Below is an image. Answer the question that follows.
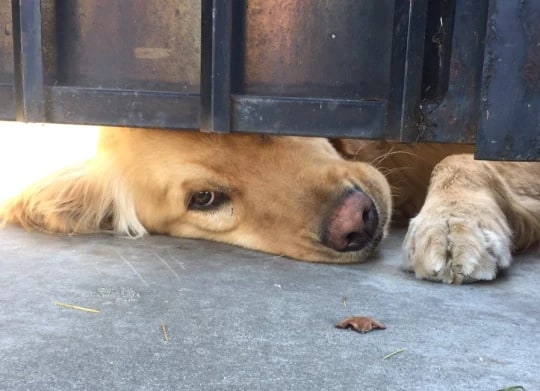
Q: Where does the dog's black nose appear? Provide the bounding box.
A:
[322,189,379,252]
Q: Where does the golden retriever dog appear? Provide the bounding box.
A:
[1,127,539,284]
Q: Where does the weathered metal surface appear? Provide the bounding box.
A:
[422,0,455,102]
[1,0,538,160]
[0,84,15,120]
[230,0,426,139]
[476,0,540,161]
[47,87,199,129]
[420,0,490,143]
[0,0,13,83]
[234,0,395,100]
[50,0,200,93]
[0,0,15,120]
[19,0,202,128]
[390,0,428,141]
[200,0,232,133]
[11,0,46,122]
[232,96,386,138]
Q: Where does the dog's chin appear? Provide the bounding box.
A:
[325,250,373,264]
[303,231,384,264]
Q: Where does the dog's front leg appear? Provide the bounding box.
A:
[401,155,540,284]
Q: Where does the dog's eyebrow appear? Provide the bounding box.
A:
[205,180,236,193]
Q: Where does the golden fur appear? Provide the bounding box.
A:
[2,127,539,283]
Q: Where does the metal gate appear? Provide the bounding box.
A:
[0,0,538,160]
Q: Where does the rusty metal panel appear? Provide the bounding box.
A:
[39,0,201,128]
[476,0,540,160]
[419,0,489,143]
[0,0,15,120]
[12,0,47,122]
[4,0,535,161]
[50,0,200,93]
[227,0,427,138]
[234,0,394,100]
[0,1,13,83]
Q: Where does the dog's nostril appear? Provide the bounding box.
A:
[345,231,368,251]
[364,207,379,236]
[362,209,371,225]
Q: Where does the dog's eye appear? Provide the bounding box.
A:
[188,191,228,210]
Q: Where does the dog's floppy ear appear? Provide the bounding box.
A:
[0,158,146,237]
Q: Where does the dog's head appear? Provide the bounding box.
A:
[3,127,392,263]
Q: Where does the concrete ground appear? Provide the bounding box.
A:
[0,225,538,391]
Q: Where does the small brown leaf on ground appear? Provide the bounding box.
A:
[335,316,386,333]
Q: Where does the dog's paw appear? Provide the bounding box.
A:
[402,200,513,284]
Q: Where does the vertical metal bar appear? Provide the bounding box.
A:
[11,0,46,122]
[200,0,232,133]
[475,0,540,161]
[399,0,428,141]
[385,0,411,140]
[421,0,489,144]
